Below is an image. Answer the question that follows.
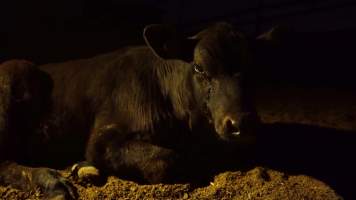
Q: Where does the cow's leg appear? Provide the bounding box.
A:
[77,125,180,184]
[0,161,77,200]
[103,140,179,183]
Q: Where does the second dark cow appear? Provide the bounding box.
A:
[0,22,261,199]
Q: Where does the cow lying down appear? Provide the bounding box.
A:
[0,23,270,199]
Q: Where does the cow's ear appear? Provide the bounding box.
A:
[143,24,180,59]
[256,25,292,46]
[143,24,196,61]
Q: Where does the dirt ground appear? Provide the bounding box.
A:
[0,167,342,200]
[1,86,353,200]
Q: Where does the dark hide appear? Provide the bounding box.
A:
[0,60,52,161]
[0,23,265,199]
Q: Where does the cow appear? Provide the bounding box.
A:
[0,22,268,199]
[0,60,52,158]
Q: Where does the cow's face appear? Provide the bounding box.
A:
[190,24,260,141]
[144,23,260,142]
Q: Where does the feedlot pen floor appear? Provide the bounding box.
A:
[1,86,354,200]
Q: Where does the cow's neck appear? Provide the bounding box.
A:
[155,59,196,124]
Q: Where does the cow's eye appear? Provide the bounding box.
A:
[193,63,204,74]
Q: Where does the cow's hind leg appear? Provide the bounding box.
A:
[0,161,77,200]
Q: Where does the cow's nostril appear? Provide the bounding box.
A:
[225,119,240,136]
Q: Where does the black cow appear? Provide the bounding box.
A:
[0,23,267,199]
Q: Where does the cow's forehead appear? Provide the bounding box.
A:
[193,30,248,74]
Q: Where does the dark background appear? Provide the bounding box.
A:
[1,1,356,199]
[1,0,356,87]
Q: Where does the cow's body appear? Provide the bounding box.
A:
[33,46,198,167]
[0,23,264,199]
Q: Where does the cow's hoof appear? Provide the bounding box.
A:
[71,162,101,185]
[32,168,77,200]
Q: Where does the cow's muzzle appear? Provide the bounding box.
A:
[220,112,260,141]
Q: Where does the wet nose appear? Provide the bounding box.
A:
[223,113,260,137]
[223,117,241,136]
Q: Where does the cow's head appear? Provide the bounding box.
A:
[1,60,53,121]
[143,23,261,142]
